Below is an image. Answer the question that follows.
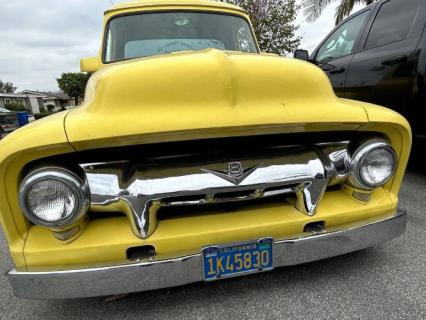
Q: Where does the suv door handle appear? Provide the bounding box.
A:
[320,63,345,74]
[320,63,335,72]
[381,55,408,66]
[329,67,346,74]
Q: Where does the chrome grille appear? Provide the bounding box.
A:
[81,142,350,239]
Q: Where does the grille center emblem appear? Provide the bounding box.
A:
[227,162,244,177]
[202,162,262,185]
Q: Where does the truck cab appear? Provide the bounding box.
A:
[80,0,259,72]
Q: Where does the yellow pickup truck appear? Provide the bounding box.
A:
[0,0,411,299]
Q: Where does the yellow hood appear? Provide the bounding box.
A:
[65,49,368,150]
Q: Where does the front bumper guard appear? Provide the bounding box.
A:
[7,211,406,299]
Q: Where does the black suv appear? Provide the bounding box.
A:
[295,0,426,137]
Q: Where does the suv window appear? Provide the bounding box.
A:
[365,0,419,49]
[316,11,369,62]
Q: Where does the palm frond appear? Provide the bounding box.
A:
[335,0,359,24]
[335,0,378,24]
[304,0,377,24]
[302,0,336,23]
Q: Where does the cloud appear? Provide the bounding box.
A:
[0,0,110,91]
[0,0,365,92]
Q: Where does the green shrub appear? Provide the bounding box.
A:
[34,113,50,120]
[46,104,55,112]
[39,106,47,113]
[5,102,26,112]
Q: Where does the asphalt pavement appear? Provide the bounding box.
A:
[0,150,425,320]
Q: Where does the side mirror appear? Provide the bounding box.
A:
[80,57,100,73]
[293,49,309,61]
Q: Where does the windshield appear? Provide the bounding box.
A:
[104,12,258,63]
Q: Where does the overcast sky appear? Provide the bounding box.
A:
[0,0,363,92]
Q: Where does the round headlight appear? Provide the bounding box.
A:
[19,167,90,227]
[349,140,397,189]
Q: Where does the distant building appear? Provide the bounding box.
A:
[0,91,81,115]
[0,93,43,114]
[19,90,78,111]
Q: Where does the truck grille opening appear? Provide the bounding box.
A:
[157,194,292,220]
[303,221,326,233]
[23,131,384,239]
[127,245,156,261]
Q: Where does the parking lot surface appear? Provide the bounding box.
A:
[0,155,425,320]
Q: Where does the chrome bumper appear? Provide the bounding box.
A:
[7,211,406,299]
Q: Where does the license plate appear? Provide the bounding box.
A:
[202,238,273,281]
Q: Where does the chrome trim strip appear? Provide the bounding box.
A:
[7,211,406,299]
[82,145,349,239]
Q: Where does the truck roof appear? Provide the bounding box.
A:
[105,0,245,14]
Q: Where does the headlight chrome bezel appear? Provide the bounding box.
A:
[349,139,397,190]
[18,167,90,228]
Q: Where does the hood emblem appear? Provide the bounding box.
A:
[202,162,261,185]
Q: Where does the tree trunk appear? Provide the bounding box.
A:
[74,96,79,106]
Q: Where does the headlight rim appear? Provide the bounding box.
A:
[18,167,90,228]
[349,139,397,190]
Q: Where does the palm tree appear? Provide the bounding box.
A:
[302,0,376,25]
